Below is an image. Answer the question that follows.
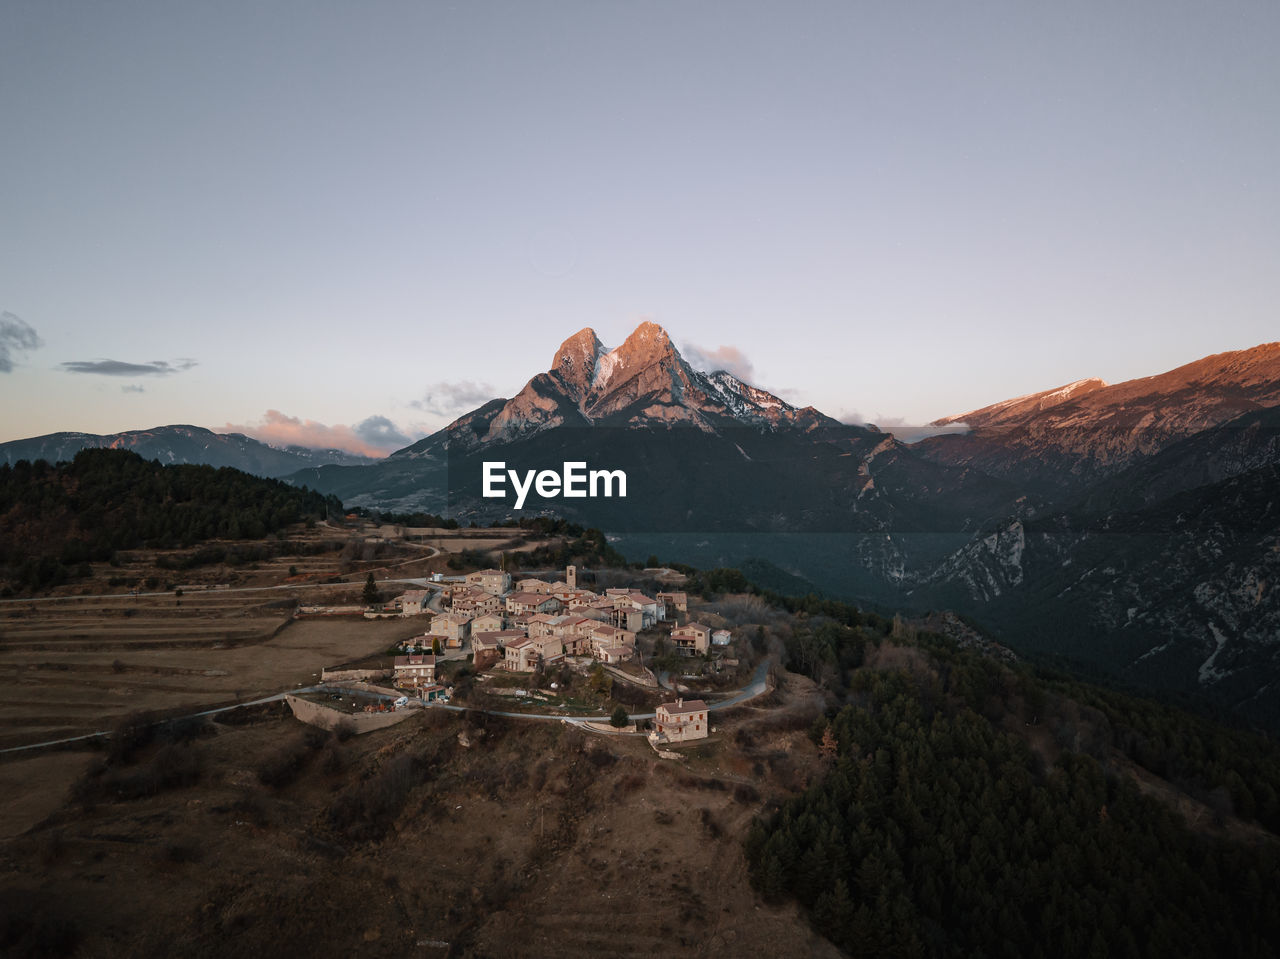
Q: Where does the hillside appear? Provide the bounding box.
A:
[0,449,339,593]
[3,583,1278,958]
[918,342,1280,497]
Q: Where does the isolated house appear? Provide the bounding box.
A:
[670,622,711,656]
[652,698,709,743]
[466,568,512,596]
[393,653,437,687]
[712,629,732,646]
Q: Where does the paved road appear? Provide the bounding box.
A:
[428,660,772,725]
[0,661,772,755]
[0,687,324,756]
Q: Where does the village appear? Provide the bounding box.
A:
[293,564,745,750]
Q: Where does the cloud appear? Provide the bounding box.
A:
[225,409,421,458]
[121,385,145,394]
[353,415,411,449]
[682,341,757,383]
[0,311,44,372]
[61,358,197,376]
[410,380,496,417]
[773,387,807,405]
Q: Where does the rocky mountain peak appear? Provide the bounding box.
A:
[551,327,605,396]
[618,320,675,358]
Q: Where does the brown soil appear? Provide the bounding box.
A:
[0,673,840,959]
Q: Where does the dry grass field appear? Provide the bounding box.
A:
[0,672,836,959]
[0,522,541,751]
[0,611,420,750]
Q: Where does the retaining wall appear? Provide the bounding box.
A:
[284,694,418,734]
[320,667,392,683]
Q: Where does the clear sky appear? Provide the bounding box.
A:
[2,1,1277,454]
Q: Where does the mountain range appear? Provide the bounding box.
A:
[0,425,375,477]
[4,323,1277,727]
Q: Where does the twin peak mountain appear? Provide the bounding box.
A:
[396,321,845,457]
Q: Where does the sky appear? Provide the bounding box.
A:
[2,1,1277,455]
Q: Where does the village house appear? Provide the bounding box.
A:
[516,578,555,594]
[441,582,472,601]
[471,630,524,670]
[452,589,502,617]
[503,637,540,672]
[598,645,634,665]
[652,698,710,743]
[612,605,645,633]
[670,622,712,656]
[393,653,437,687]
[569,596,612,620]
[530,633,566,665]
[398,590,431,617]
[466,568,512,596]
[657,591,688,618]
[506,591,563,617]
[561,632,591,656]
[550,584,585,603]
[524,613,562,639]
[470,611,505,633]
[615,592,662,627]
[557,615,595,638]
[428,612,473,647]
[589,623,636,657]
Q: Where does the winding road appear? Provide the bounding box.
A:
[0,662,773,754]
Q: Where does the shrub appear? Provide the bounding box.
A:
[256,734,315,788]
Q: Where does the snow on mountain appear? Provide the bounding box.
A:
[396,321,845,456]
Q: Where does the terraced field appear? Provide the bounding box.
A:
[0,592,423,750]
